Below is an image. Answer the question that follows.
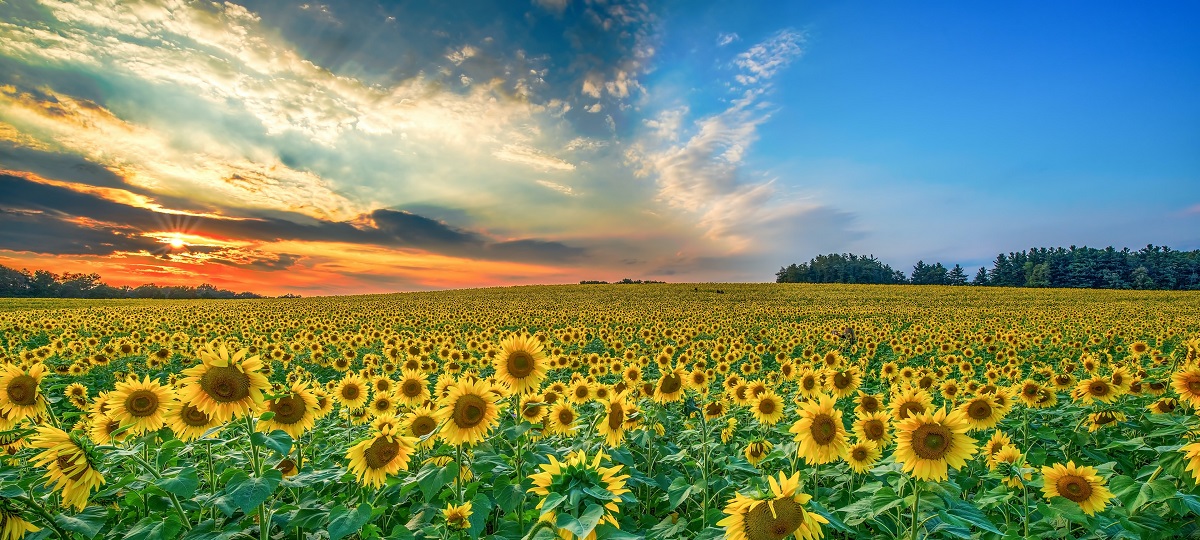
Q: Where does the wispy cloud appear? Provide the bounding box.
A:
[492,145,577,171]
[536,180,579,196]
[717,32,740,46]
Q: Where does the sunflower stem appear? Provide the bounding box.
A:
[242,413,269,540]
[125,450,193,531]
[908,481,921,540]
[16,494,72,540]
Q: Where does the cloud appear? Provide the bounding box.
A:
[536,180,578,196]
[532,0,570,14]
[717,32,740,46]
[492,144,577,171]
[733,29,804,86]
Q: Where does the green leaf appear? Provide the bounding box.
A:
[557,504,605,540]
[156,466,200,498]
[227,468,283,514]
[0,485,25,498]
[416,460,458,502]
[666,476,693,510]
[328,503,373,540]
[468,492,492,537]
[540,492,567,517]
[183,519,242,540]
[261,430,294,456]
[123,515,182,540]
[54,506,107,539]
[1131,478,1175,511]
[941,497,1003,535]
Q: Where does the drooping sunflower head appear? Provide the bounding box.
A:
[29,426,106,511]
[1040,461,1114,516]
[744,440,774,466]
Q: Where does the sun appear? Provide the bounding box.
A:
[169,237,186,249]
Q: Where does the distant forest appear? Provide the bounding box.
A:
[0,264,264,299]
[776,245,1200,290]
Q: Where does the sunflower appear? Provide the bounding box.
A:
[598,393,632,448]
[165,399,219,442]
[958,395,1004,432]
[1086,410,1126,432]
[718,471,827,540]
[545,402,578,436]
[739,439,771,466]
[29,426,105,511]
[87,413,128,446]
[0,363,47,422]
[0,504,39,540]
[825,366,860,399]
[493,334,548,394]
[519,394,548,424]
[1148,397,1178,414]
[796,369,822,399]
[845,440,881,473]
[1172,367,1200,408]
[259,382,319,439]
[528,450,630,540]
[335,374,371,410]
[854,392,884,415]
[655,368,686,403]
[889,386,933,421]
[393,369,430,407]
[368,391,399,418]
[1040,461,1114,516]
[402,405,440,449]
[982,431,1013,467]
[1074,376,1119,405]
[1182,441,1200,484]
[567,380,594,405]
[345,425,418,487]
[991,445,1032,489]
[751,390,785,426]
[789,395,849,465]
[178,344,270,422]
[106,376,173,436]
[894,408,977,482]
[443,501,472,530]
[852,411,893,447]
[435,379,500,446]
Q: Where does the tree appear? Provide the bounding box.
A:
[947,264,968,285]
[972,267,989,286]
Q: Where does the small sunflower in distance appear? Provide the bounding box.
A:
[259,382,319,439]
[894,408,977,482]
[0,362,47,422]
[790,394,849,465]
[493,334,548,394]
[345,424,418,487]
[1040,461,1114,516]
[107,376,173,436]
[30,426,105,511]
[718,471,828,540]
[435,379,500,446]
[958,394,1004,432]
[178,343,270,422]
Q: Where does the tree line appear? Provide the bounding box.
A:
[776,245,1200,290]
[0,264,264,299]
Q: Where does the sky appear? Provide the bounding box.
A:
[0,0,1197,295]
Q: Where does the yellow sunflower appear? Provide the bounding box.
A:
[744,440,773,467]
[852,411,893,447]
[1182,441,1200,485]
[845,440,881,473]
[718,471,827,540]
[395,369,430,407]
[528,450,630,540]
[655,368,686,403]
[402,405,440,449]
[0,363,47,422]
[894,408,977,482]
[597,392,633,448]
[107,376,173,436]
[335,373,371,410]
[992,445,1032,489]
[1172,367,1200,408]
[87,413,129,446]
[751,390,785,426]
[789,394,849,465]
[1040,461,1114,516]
[519,394,548,424]
[0,505,39,540]
[493,334,548,394]
[30,426,105,510]
[345,425,418,487]
[259,382,319,439]
[957,394,1004,432]
[889,386,933,421]
[178,343,270,422]
[545,402,578,436]
[1073,376,1119,405]
[434,379,500,446]
[443,501,472,530]
[165,399,219,442]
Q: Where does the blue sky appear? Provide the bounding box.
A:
[0,0,1196,293]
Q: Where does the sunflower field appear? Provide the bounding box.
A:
[2,283,1200,540]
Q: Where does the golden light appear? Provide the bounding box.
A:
[169,237,186,249]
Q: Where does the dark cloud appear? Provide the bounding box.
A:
[0,173,585,264]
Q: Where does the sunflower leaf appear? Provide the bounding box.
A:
[227,468,282,514]
[53,506,108,540]
[157,466,200,498]
[540,492,567,517]
[327,503,373,540]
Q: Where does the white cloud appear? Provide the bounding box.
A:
[586,103,603,113]
[446,45,478,65]
[717,32,740,46]
[532,0,570,13]
[492,144,577,171]
[733,29,804,86]
[536,180,578,196]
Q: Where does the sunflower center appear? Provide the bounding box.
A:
[1188,377,1200,395]
[860,396,879,412]
[863,419,885,440]
[810,414,837,445]
[181,404,211,427]
[833,373,851,389]
[758,399,777,416]
[852,447,868,461]
[802,377,816,391]
[364,437,401,469]
[911,423,952,460]
[374,397,392,412]
[899,401,926,419]
[660,373,683,394]
[452,394,487,429]
[574,386,590,399]
[200,366,251,403]
[967,400,993,420]
[522,403,543,419]
[607,403,625,430]
[557,407,575,425]
[271,395,306,425]
[1088,381,1109,396]
[1056,475,1094,503]
[275,459,296,475]
[507,351,536,379]
[744,498,805,540]
[401,379,424,398]
[6,375,37,406]
[411,415,437,437]
[341,384,361,400]
[126,389,159,417]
